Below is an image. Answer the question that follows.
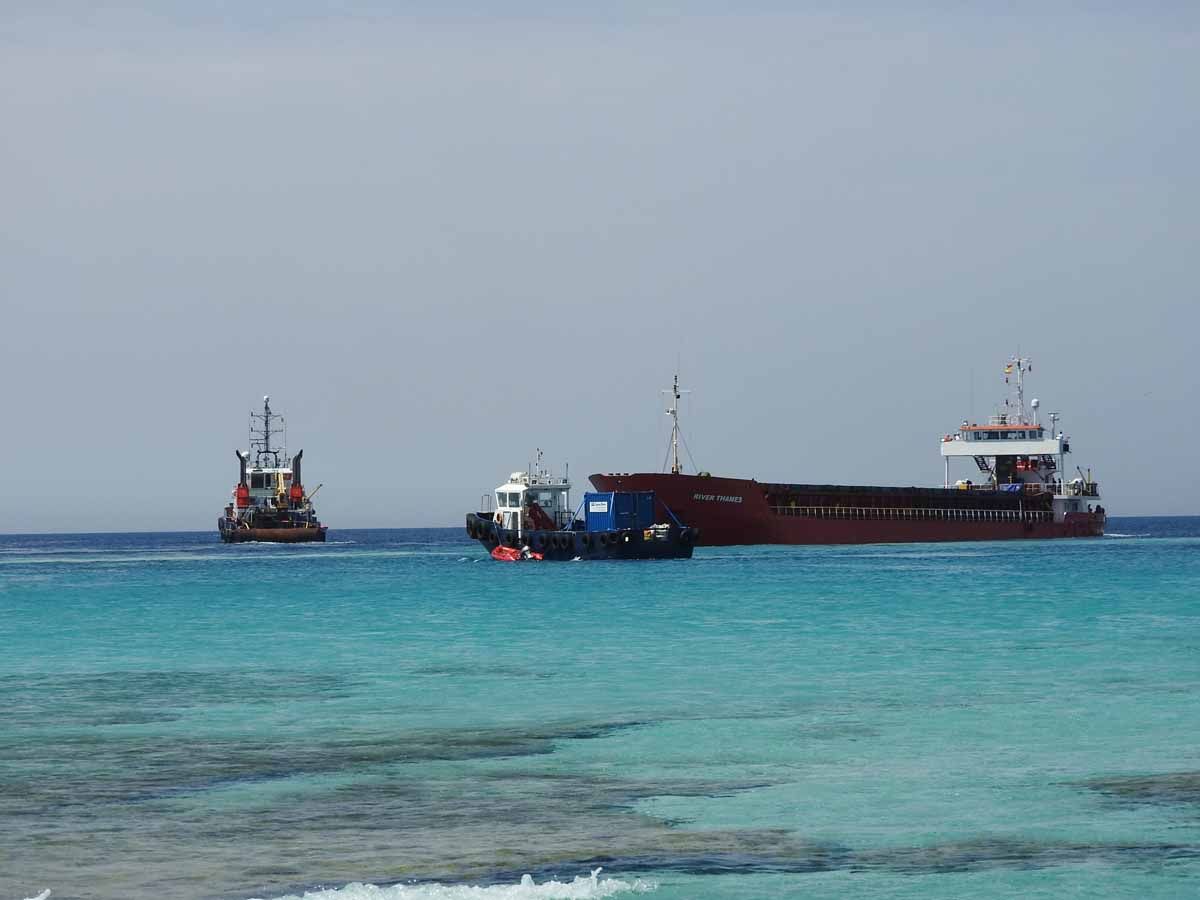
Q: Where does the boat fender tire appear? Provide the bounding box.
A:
[532,534,546,551]
[680,528,693,545]
[581,534,592,550]
[466,521,476,539]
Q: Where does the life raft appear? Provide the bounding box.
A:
[491,545,543,562]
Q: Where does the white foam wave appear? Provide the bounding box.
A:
[23,890,51,900]
[254,869,654,900]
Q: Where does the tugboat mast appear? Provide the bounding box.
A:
[663,373,690,475]
[249,394,286,468]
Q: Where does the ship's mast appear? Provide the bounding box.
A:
[1004,355,1033,424]
[249,394,286,468]
[662,373,690,475]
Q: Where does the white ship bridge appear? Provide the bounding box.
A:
[940,356,1101,523]
[487,450,575,539]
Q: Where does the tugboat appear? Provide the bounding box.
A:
[465,451,697,561]
[218,396,327,543]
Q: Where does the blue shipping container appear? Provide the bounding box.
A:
[584,491,656,532]
[584,492,615,531]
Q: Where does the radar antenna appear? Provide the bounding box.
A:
[249,394,286,468]
[662,373,691,475]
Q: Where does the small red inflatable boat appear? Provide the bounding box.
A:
[490,545,544,562]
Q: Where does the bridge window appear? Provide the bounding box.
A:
[250,473,265,489]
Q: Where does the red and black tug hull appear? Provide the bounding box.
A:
[218,520,327,543]
[588,473,1104,547]
[465,513,695,560]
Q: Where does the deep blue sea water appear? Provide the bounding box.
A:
[2,517,1199,900]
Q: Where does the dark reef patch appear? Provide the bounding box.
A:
[0,716,657,811]
[1079,772,1200,807]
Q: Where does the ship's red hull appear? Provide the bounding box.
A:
[588,473,1104,546]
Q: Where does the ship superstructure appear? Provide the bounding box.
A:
[488,450,577,537]
[218,396,326,543]
[939,355,1100,525]
[590,358,1105,545]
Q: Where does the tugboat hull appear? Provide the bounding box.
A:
[218,520,327,543]
[465,513,694,560]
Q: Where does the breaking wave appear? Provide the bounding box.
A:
[255,870,654,900]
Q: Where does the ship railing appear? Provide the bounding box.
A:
[954,481,1099,498]
[954,482,1052,494]
[768,505,1053,524]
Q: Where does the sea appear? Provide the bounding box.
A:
[2,517,1199,900]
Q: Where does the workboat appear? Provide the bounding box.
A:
[590,358,1105,546]
[218,396,327,543]
[466,452,697,560]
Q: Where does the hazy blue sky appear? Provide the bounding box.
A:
[2,3,1197,531]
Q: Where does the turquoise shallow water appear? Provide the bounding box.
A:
[2,519,1199,900]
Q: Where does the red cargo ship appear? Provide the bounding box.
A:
[590,359,1105,546]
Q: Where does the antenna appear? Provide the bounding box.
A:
[661,372,691,475]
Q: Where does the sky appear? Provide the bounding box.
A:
[2,3,1198,531]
